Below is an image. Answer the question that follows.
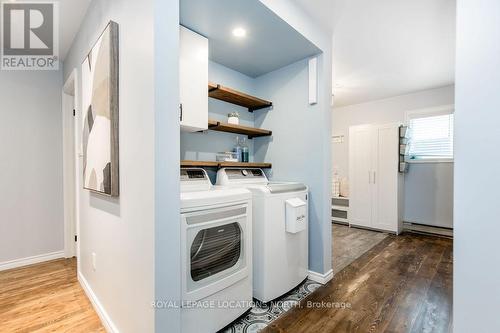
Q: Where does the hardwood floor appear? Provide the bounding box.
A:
[0,234,452,333]
[332,224,388,275]
[0,258,104,333]
[263,233,453,333]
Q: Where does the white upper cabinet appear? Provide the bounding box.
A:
[179,26,208,132]
[349,123,403,234]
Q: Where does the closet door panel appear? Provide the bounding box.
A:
[348,125,373,228]
[372,124,399,232]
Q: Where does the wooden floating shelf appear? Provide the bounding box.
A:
[208,119,272,139]
[208,83,272,112]
[181,160,272,169]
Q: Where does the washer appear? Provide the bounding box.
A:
[216,168,309,303]
[180,168,252,333]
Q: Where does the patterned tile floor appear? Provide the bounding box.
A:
[219,279,322,333]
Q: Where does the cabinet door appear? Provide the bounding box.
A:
[179,26,208,132]
[371,124,399,232]
[348,125,373,228]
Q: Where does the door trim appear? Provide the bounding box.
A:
[62,69,80,262]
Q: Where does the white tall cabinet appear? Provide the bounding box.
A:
[348,123,403,234]
[179,26,208,132]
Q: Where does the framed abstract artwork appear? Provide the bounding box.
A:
[82,21,119,196]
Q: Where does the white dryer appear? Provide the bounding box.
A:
[180,168,252,333]
[216,168,309,303]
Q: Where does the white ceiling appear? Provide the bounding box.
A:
[59,0,91,60]
[181,0,321,77]
[293,0,456,107]
[292,0,337,32]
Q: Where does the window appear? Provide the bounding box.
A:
[408,113,454,161]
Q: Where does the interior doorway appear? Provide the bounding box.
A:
[62,69,80,262]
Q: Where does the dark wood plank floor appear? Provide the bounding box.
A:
[263,233,452,333]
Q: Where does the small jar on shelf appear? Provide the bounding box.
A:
[228,112,240,125]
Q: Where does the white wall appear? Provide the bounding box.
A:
[0,70,64,265]
[454,1,500,331]
[62,0,162,331]
[333,85,454,228]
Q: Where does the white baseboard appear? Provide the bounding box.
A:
[0,250,64,271]
[78,272,119,333]
[308,269,334,285]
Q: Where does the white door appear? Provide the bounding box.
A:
[371,124,399,232]
[62,70,79,259]
[179,26,208,132]
[349,125,373,228]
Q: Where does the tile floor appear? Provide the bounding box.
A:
[332,223,388,274]
[220,279,322,333]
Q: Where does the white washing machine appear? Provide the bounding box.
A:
[180,168,252,333]
[216,168,309,303]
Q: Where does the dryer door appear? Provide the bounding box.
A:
[181,203,250,302]
[190,222,241,281]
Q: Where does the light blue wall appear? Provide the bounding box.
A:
[182,55,333,276]
[180,0,332,278]
[62,0,181,331]
[0,70,64,263]
[59,0,161,333]
[258,0,333,276]
[455,0,500,331]
[181,61,260,182]
[254,55,332,274]
[155,0,182,331]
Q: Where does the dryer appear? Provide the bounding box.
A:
[216,168,309,303]
[180,168,252,333]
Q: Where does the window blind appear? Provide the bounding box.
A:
[409,113,454,159]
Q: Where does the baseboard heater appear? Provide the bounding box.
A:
[403,222,453,238]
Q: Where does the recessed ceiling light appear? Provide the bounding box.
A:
[232,27,247,38]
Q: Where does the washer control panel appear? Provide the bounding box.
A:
[226,168,265,180]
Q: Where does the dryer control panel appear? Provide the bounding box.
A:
[180,168,212,192]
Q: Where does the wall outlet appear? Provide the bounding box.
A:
[91,252,97,271]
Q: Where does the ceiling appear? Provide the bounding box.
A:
[181,0,321,78]
[293,0,456,107]
[292,0,337,33]
[59,0,91,60]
